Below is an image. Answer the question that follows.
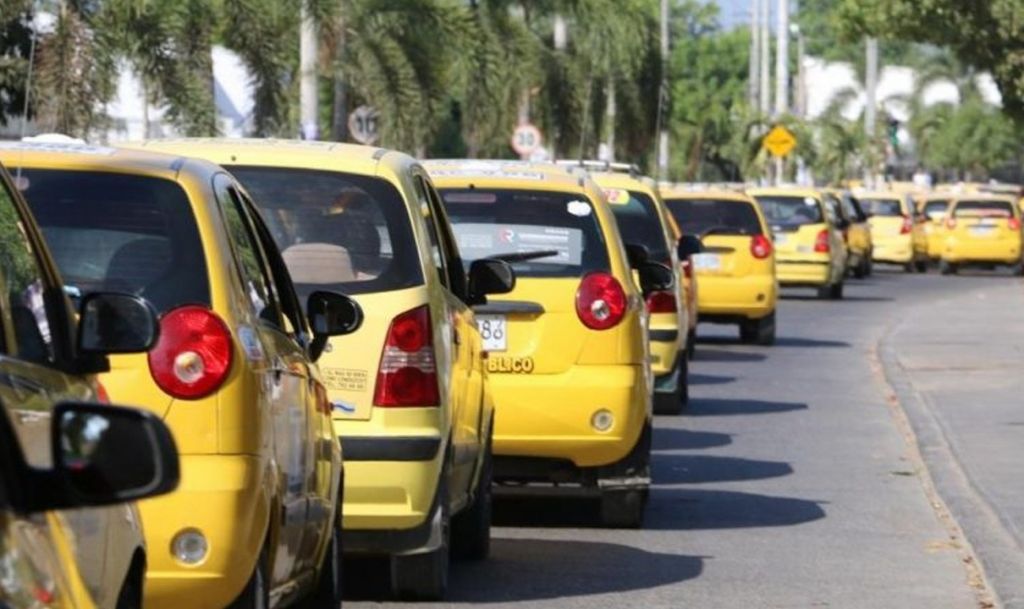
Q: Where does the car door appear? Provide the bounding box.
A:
[213,176,311,586]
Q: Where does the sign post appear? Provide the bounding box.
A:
[762,125,797,185]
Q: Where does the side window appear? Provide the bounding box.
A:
[414,175,450,289]
[215,177,282,327]
[0,179,56,363]
[424,181,468,299]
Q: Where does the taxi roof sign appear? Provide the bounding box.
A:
[762,125,797,158]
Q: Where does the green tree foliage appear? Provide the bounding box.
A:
[0,0,33,126]
[918,99,1020,179]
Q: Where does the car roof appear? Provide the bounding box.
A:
[588,171,659,196]
[747,187,822,200]
[423,159,588,193]
[854,190,908,201]
[121,137,412,177]
[950,193,1018,204]
[0,140,217,180]
[659,185,753,203]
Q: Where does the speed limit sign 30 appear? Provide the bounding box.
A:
[511,123,543,158]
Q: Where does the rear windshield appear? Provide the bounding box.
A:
[953,200,1015,218]
[227,167,423,296]
[860,198,905,217]
[664,198,763,236]
[752,195,824,228]
[438,188,611,278]
[17,169,209,314]
[923,200,951,219]
[606,189,670,263]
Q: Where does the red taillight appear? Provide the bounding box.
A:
[148,306,233,400]
[946,217,957,230]
[645,290,677,314]
[750,234,773,259]
[576,272,627,330]
[900,217,913,234]
[95,381,110,404]
[373,305,439,407]
[1009,218,1021,230]
[814,230,830,253]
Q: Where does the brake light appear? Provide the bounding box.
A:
[645,290,676,314]
[95,381,110,404]
[576,272,627,330]
[1009,218,1021,230]
[750,234,773,259]
[373,305,439,407]
[148,306,233,400]
[946,217,957,230]
[900,217,913,234]
[814,230,830,253]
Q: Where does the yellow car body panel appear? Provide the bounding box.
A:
[426,161,652,476]
[748,188,846,288]
[941,196,1023,265]
[130,140,493,558]
[858,191,928,266]
[4,143,343,609]
[823,189,873,273]
[918,196,954,260]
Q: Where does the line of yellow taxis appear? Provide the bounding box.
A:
[6,133,1015,609]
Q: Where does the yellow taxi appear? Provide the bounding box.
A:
[748,187,847,299]
[3,142,359,609]
[580,165,690,415]
[823,189,874,278]
[426,159,670,529]
[938,195,1023,275]
[661,186,778,343]
[0,158,179,609]
[917,194,954,261]
[857,191,929,272]
[132,139,512,600]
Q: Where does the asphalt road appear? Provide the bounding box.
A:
[346,268,1022,609]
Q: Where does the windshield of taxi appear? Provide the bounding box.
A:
[664,198,764,237]
[227,166,423,297]
[952,200,1016,218]
[437,189,611,278]
[923,199,952,220]
[753,195,824,227]
[16,169,210,315]
[605,189,671,264]
[860,198,905,217]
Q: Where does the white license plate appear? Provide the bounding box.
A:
[476,315,507,352]
[692,253,721,271]
[773,233,787,244]
[969,226,995,236]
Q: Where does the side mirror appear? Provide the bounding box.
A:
[677,235,703,260]
[467,258,516,306]
[835,218,851,230]
[78,293,159,354]
[638,262,674,295]
[48,402,179,509]
[624,243,650,269]
[307,291,363,361]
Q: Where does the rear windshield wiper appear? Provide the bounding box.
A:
[488,250,560,263]
[701,226,744,238]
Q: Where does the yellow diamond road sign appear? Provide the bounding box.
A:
[763,125,797,158]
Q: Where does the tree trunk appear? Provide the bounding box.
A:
[299,2,318,139]
[330,10,348,141]
[604,79,616,161]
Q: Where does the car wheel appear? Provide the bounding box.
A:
[915,259,928,273]
[391,481,450,601]
[452,429,492,562]
[939,260,958,275]
[1013,262,1024,276]
[816,284,834,300]
[865,256,874,277]
[852,262,867,279]
[903,262,914,273]
[114,564,143,609]
[653,354,687,415]
[829,282,844,300]
[756,312,776,346]
[302,515,343,609]
[229,547,269,609]
[686,329,697,360]
[600,488,648,529]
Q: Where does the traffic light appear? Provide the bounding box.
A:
[887,118,899,150]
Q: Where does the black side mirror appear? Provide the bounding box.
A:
[78,293,159,354]
[467,258,516,306]
[677,235,703,260]
[835,218,851,230]
[624,243,650,269]
[44,402,179,509]
[307,291,363,361]
[638,262,674,295]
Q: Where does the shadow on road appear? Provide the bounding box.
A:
[652,454,793,485]
[773,336,851,348]
[688,372,737,385]
[692,348,766,363]
[687,397,808,417]
[652,427,732,451]
[645,488,826,530]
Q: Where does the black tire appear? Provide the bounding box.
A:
[852,260,867,279]
[114,563,143,609]
[302,517,343,609]
[903,262,914,273]
[452,430,492,562]
[915,259,928,273]
[686,329,696,360]
[600,488,648,529]
[939,260,958,275]
[829,281,844,300]
[740,311,776,346]
[1013,262,1024,276]
[229,547,269,609]
[653,354,687,416]
[391,480,450,601]
[865,256,874,277]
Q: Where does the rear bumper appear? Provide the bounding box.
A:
[776,260,831,286]
[873,237,913,263]
[696,274,777,319]
[489,364,650,469]
[943,238,1021,264]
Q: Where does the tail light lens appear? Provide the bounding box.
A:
[576,272,627,330]
[645,290,676,314]
[900,217,913,234]
[1009,218,1021,230]
[373,305,439,407]
[148,306,233,400]
[750,234,773,259]
[946,217,957,230]
[814,230,830,253]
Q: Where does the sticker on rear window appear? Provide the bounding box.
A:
[804,197,817,207]
[567,200,592,217]
[602,188,630,205]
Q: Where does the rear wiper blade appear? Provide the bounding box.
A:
[488,249,560,263]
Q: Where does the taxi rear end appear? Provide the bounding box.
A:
[749,188,847,300]
[939,196,1023,275]
[589,171,689,415]
[860,192,928,272]
[919,195,953,261]
[662,188,778,344]
[426,161,653,528]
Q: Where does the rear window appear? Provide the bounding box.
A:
[860,198,905,217]
[227,167,423,296]
[953,200,1015,218]
[17,169,210,314]
[752,195,824,228]
[664,198,763,236]
[438,189,611,278]
[605,189,670,263]
[923,199,951,219]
